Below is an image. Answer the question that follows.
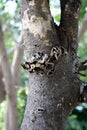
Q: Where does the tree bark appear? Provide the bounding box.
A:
[20,0,82,130]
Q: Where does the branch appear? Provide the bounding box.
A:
[11,32,24,86]
[78,12,87,41]
[60,0,81,30]
[73,59,87,76]
[58,0,81,60]
[81,59,87,65]
[79,65,87,71]
[78,59,87,71]
[0,22,13,96]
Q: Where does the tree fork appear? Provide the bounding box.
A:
[21,0,82,130]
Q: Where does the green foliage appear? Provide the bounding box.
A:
[17,86,28,127]
[0,0,21,52]
[0,101,6,130]
[78,32,87,59]
[54,14,60,23]
[79,0,87,22]
[78,29,87,81]
[67,104,87,130]
[20,69,29,87]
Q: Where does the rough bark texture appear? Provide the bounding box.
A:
[21,0,82,130]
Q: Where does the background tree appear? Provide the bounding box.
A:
[0,1,24,130]
[0,22,24,130]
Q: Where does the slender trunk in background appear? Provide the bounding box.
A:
[0,64,5,103]
[0,22,23,130]
[78,12,87,41]
[12,33,24,86]
[0,22,18,130]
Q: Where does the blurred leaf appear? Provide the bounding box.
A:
[54,14,60,22]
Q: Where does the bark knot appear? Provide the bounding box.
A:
[21,46,67,76]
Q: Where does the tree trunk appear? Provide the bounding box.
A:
[0,22,23,130]
[20,0,82,130]
[0,64,5,103]
[0,22,18,130]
